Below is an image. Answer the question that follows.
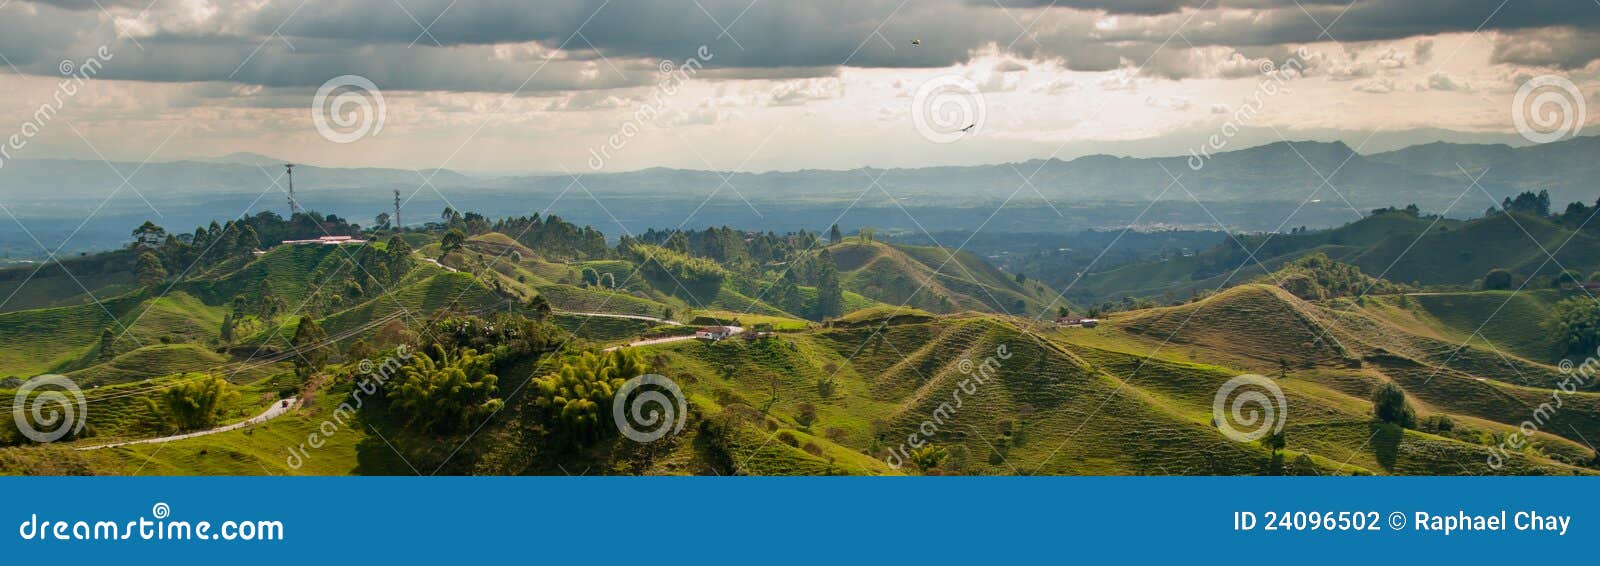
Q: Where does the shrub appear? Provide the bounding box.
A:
[1548,297,1600,357]
[794,402,817,427]
[1371,382,1415,428]
[776,430,799,447]
[1482,268,1514,290]
[910,445,949,473]
[146,374,238,433]
[390,345,503,434]
[529,349,647,444]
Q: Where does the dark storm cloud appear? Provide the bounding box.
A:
[3,0,1599,92]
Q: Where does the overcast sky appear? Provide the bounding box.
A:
[0,0,1596,173]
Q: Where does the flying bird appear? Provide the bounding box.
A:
[960,124,976,132]
[911,39,921,46]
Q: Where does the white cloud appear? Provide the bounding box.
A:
[766,78,845,106]
[1353,76,1396,93]
[1033,77,1077,95]
[1424,71,1470,92]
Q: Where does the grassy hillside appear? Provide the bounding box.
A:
[1076,210,1599,303]
[830,241,1057,316]
[2,214,1593,477]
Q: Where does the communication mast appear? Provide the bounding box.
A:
[285,163,301,216]
[393,189,403,231]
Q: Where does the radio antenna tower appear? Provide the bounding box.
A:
[285,163,301,216]
[393,189,403,231]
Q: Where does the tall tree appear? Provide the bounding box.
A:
[99,328,117,360]
[1371,382,1415,428]
[290,316,329,380]
[135,251,167,287]
[829,223,842,244]
[527,294,553,321]
[238,225,261,255]
[814,249,844,319]
[385,235,415,275]
[440,228,466,254]
[130,221,167,250]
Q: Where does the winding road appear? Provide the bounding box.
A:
[76,398,301,451]
[605,326,742,352]
[555,311,681,325]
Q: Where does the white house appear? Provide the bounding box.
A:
[695,326,736,341]
[281,235,370,246]
[1054,316,1099,328]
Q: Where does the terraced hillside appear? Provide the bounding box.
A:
[829,240,1059,316]
[1075,209,1600,304]
[1,211,1593,478]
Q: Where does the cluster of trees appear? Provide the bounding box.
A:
[579,267,617,289]
[632,226,821,276]
[1549,297,1600,358]
[1480,267,1597,291]
[1488,190,1600,229]
[492,213,608,261]
[529,349,649,446]
[125,211,362,289]
[145,374,238,433]
[389,344,503,434]
[1272,253,1405,300]
[1496,190,1553,217]
[438,207,493,235]
[425,313,565,372]
[1369,204,1426,218]
[618,242,727,301]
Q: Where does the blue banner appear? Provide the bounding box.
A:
[0,477,1590,563]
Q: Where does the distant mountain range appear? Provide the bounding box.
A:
[7,136,1593,214]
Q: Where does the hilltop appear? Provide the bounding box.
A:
[0,206,1594,478]
[1074,206,1600,305]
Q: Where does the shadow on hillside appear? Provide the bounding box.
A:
[1371,422,1404,471]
